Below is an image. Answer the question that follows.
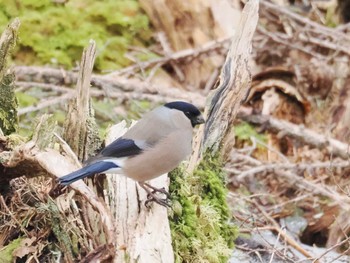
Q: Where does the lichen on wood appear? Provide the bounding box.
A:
[0,19,20,135]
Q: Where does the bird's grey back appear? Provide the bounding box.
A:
[123,106,192,148]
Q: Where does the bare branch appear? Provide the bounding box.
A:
[239,113,350,159]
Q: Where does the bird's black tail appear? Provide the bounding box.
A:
[58,161,118,185]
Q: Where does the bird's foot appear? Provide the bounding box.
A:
[139,182,171,208]
[143,183,171,198]
[145,193,171,208]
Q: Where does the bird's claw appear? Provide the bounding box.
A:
[139,182,171,208]
[147,187,171,199]
[145,195,171,208]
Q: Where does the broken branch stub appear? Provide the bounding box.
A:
[189,0,259,170]
[204,0,259,152]
[63,40,101,162]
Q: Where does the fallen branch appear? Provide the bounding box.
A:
[230,161,350,181]
[228,152,350,210]
[257,26,325,60]
[260,0,350,43]
[108,36,230,76]
[252,199,317,261]
[15,80,206,116]
[14,66,206,108]
[18,92,74,115]
[239,113,350,159]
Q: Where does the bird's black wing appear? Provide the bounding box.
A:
[99,138,143,158]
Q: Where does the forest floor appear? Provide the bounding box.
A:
[2,0,350,262]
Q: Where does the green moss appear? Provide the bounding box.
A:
[0,20,19,136]
[169,152,237,263]
[0,73,18,135]
[16,92,39,108]
[234,121,266,143]
[44,199,77,258]
[0,237,24,263]
[0,0,152,71]
[325,5,338,28]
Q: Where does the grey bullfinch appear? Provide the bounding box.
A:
[58,101,205,206]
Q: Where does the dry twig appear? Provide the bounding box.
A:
[107,36,230,77]
[239,113,350,159]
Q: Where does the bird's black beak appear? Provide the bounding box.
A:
[192,115,205,127]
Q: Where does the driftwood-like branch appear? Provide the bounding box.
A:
[188,0,259,171]
[229,158,350,210]
[232,161,350,182]
[203,0,259,151]
[260,0,350,43]
[239,113,350,159]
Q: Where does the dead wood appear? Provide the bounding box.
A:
[14,66,206,110]
[0,42,116,260]
[57,41,115,255]
[251,199,316,260]
[239,113,350,160]
[187,0,259,172]
[63,40,101,162]
[108,36,231,77]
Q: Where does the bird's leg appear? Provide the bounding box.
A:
[143,182,171,198]
[138,182,171,208]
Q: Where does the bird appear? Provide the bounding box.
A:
[58,101,205,207]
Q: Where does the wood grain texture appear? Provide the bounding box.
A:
[188,0,259,172]
[63,40,101,162]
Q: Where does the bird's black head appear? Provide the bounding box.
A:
[164,101,205,127]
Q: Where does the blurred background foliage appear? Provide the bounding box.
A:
[0,0,156,137]
[0,0,153,71]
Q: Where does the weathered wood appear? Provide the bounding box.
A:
[188,0,259,171]
[59,41,115,259]
[63,40,101,162]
